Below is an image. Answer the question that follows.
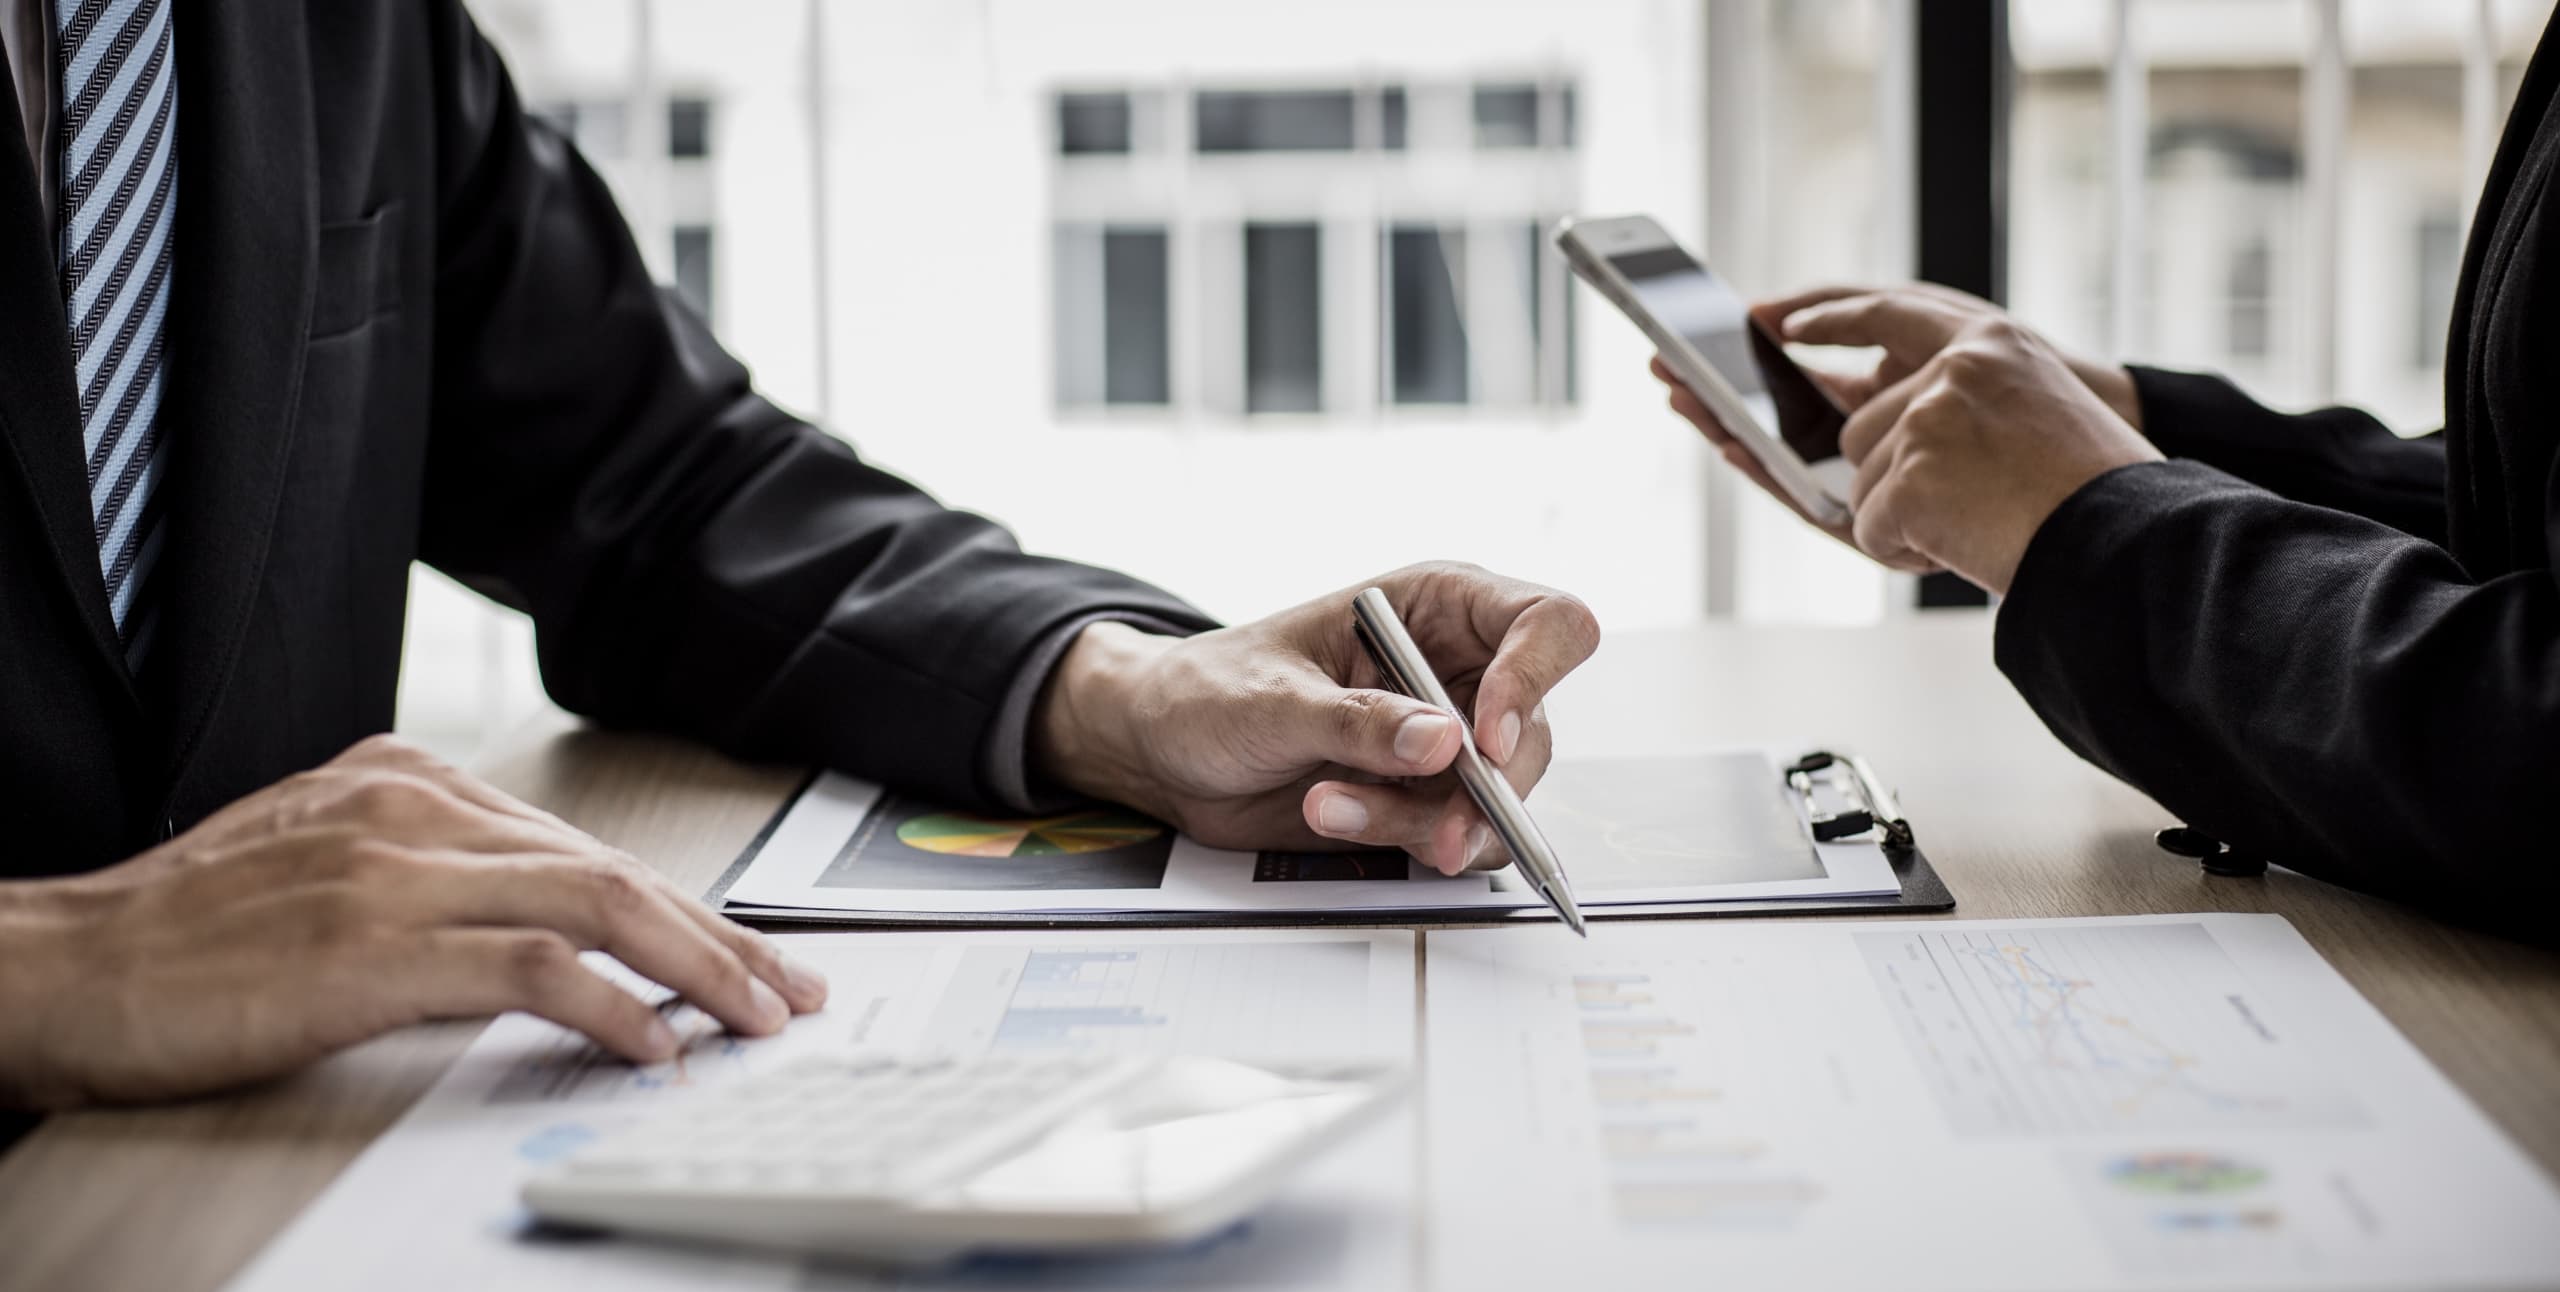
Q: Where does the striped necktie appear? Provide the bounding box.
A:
[56,0,176,669]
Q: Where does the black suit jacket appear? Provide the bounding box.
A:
[1994,16,2560,936]
[0,1,1208,878]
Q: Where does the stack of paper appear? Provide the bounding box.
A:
[718,752,1904,924]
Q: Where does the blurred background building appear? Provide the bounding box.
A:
[401,0,2555,759]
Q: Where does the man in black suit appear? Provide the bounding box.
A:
[0,2,1599,1108]
[1660,14,2560,939]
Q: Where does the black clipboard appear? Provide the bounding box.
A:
[704,752,1955,929]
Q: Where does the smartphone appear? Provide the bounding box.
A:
[1554,215,1855,526]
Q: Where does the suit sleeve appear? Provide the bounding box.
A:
[414,7,1213,809]
[2129,366,2450,544]
[1993,459,2560,936]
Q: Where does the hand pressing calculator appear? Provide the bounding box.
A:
[522,1053,1406,1265]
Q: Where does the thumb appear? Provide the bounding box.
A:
[1275,680,1464,780]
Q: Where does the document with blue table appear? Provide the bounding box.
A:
[225,929,1419,1291]
[223,914,2560,1291]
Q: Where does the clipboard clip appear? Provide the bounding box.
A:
[1784,751,1916,857]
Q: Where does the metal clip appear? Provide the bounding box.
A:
[1785,751,1917,856]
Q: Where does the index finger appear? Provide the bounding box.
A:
[1780,292,1966,369]
[1470,594,1600,765]
[1756,283,1886,326]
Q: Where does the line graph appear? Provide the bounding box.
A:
[1858,922,2364,1138]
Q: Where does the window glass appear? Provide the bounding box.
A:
[672,224,713,318]
[1059,92,1132,155]
[1387,226,1468,404]
[2413,209,2461,370]
[2226,233,2272,360]
[1102,228,1171,404]
[1472,83,1539,148]
[668,97,711,159]
[1195,90,1356,152]
[1380,86,1408,151]
[1245,224,1322,413]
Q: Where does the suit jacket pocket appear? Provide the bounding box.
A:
[311,202,404,340]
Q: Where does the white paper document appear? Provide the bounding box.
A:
[1422,914,2560,1291]
[225,929,1418,1292]
[721,753,1899,918]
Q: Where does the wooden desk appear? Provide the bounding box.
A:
[4,618,2556,1292]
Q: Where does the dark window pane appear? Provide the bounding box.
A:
[1059,92,1132,155]
[1381,86,1407,150]
[1564,256,1578,403]
[533,102,579,138]
[1103,228,1170,404]
[1246,224,1322,413]
[668,97,711,159]
[2227,235,2270,360]
[1388,226,1468,404]
[1559,84,1578,149]
[2414,211,2460,369]
[1196,90,1355,152]
[672,225,714,317]
[1473,83,1538,148]
[570,101,626,158]
[1522,222,1542,396]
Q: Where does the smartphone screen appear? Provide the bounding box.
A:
[1605,246,1846,464]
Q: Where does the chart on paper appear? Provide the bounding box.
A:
[1425,916,2560,1291]
[1569,967,1829,1232]
[920,940,1380,1060]
[1857,921,2364,1138]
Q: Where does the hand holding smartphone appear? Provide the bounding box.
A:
[1554,215,1857,526]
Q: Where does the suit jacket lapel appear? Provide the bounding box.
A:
[157,0,315,784]
[0,36,135,702]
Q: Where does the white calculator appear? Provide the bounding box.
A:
[521,1052,1406,1265]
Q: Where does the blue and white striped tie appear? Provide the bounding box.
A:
[56,0,176,668]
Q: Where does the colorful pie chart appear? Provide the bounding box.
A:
[895,809,1166,858]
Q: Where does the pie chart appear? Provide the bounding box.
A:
[896,809,1166,859]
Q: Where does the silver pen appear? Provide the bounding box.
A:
[1350,587,1587,936]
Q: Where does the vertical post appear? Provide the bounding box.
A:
[1875,0,1921,617]
[2463,0,2500,206]
[2302,0,2345,404]
[1911,0,2008,608]
[624,0,670,276]
[1873,0,1918,284]
[1701,0,1769,620]
[805,0,836,424]
[2106,0,2148,358]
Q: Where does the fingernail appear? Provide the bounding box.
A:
[780,954,828,1006]
[749,977,789,1030]
[1316,792,1369,837]
[1466,825,1493,870]
[1497,712,1523,762]
[644,1017,680,1058]
[1395,712,1454,763]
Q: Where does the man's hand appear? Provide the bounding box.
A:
[1650,283,2157,594]
[1831,304,2160,592]
[1031,563,1601,875]
[0,735,828,1109]
[1650,283,2146,560]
